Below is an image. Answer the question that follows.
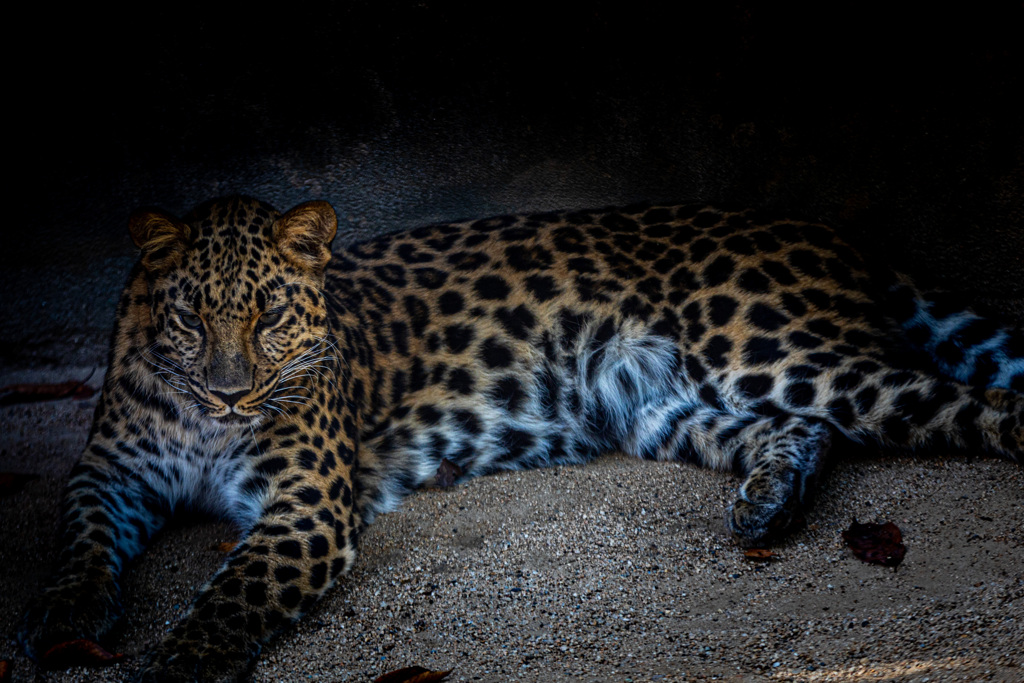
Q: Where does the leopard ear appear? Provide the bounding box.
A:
[273,201,338,272]
[128,209,192,273]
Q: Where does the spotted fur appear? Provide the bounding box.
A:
[19,197,1023,681]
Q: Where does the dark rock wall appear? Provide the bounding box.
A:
[4,4,1022,367]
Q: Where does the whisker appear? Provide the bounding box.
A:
[249,422,263,456]
[273,384,312,394]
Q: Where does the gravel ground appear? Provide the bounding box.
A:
[2,367,1023,683]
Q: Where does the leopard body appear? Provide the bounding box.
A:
[19,197,1024,681]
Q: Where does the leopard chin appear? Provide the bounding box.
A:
[212,411,261,425]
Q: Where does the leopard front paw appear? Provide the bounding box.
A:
[18,574,123,660]
[135,629,260,683]
[727,498,800,546]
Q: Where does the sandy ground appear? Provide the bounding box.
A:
[1,364,1022,683]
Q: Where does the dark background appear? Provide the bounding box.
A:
[4,3,1023,369]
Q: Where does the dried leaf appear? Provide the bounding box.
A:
[433,458,463,488]
[0,379,95,406]
[373,666,452,683]
[0,472,39,495]
[0,659,10,683]
[842,520,906,568]
[41,639,124,669]
[742,548,777,561]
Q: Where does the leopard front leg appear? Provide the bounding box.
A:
[135,471,361,683]
[19,452,166,658]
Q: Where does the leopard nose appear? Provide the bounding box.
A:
[210,388,248,407]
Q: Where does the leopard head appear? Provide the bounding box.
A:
[129,197,338,424]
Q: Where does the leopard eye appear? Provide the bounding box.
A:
[179,312,202,329]
[260,310,284,327]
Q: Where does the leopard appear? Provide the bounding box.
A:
[17,196,1024,682]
